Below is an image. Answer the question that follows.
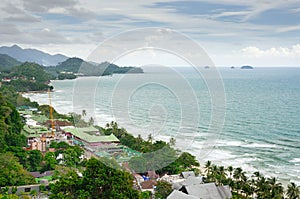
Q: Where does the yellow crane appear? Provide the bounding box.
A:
[48,88,55,138]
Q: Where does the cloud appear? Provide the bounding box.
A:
[0,24,70,44]
[1,0,300,66]
[241,45,300,58]
[23,0,77,12]
[0,2,40,23]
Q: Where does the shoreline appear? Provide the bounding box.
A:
[21,78,300,186]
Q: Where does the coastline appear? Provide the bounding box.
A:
[21,72,300,186]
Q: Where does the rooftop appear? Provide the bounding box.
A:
[63,127,119,143]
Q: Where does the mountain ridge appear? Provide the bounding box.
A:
[0,45,68,66]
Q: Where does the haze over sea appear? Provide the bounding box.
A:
[24,67,300,184]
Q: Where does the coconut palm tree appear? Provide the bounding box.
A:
[267,177,284,198]
[88,117,94,126]
[82,109,87,117]
[169,137,176,146]
[204,160,212,175]
[227,165,234,179]
[287,182,300,199]
[147,134,153,143]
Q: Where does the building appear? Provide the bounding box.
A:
[63,127,120,147]
[179,182,232,199]
[167,190,197,199]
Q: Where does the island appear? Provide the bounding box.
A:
[241,65,254,69]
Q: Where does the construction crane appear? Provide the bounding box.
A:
[48,88,55,138]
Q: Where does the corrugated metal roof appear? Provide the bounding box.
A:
[64,127,119,143]
[167,190,197,199]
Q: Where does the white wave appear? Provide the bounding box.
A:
[290,158,300,163]
[216,140,244,147]
[244,143,278,148]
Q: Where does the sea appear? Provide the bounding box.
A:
[23,66,300,185]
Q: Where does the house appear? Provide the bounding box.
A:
[141,180,157,193]
[29,171,53,179]
[182,176,204,186]
[44,119,73,130]
[179,182,232,199]
[217,185,232,199]
[167,190,197,199]
[181,171,196,179]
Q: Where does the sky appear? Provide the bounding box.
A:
[1,0,300,66]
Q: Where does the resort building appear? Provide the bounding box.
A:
[62,127,120,147]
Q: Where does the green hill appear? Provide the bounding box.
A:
[0,54,21,72]
[1,62,53,92]
[54,57,143,77]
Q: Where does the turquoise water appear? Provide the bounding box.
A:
[24,67,300,184]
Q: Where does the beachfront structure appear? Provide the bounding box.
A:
[178,182,232,199]
[167,190,197,199]
[63,127,120,147]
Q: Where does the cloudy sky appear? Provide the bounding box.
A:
[1,0,300,66]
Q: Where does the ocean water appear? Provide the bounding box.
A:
[24,67,300,184]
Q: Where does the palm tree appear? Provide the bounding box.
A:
[82,109,87,117]
[147,134,153,143]
[287,182,300,199]
[267,177,284,198]
[227,165,234,179]
[204,160,212,175]
[88,117,94,126]
[169,137,176,146]
[233,167,244,181]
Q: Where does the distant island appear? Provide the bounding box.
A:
[49,57,143,79]
[241,65,254,69]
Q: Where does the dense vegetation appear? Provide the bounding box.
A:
[0,54,21,72]
[0,93,26,151]
[102,121,200,175]
[0,62,53,92]
[203,160,300,199]
[0,153,36,187]
[57,73,77,80]
[49,157,139,199]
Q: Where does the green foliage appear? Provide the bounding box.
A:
[57,73,77,80]
[27,150,43,172]
[1,62,53,92]
[8,79,50,92]
[50,158,140,199]
[287,182,300,199]
[0,153,36,186]
[0,54,21,72]
[0,193,19,199]
[49,141,70,149]
[38,104,70,120]
[203,162,293,199]
[104,122,200,175]
[140,191,152,199]
[5,146,29,169]
[11,62,51,83]
[0,85,38,107]
[50,142,84,167]
[154,181,172,199]
[0,93,26,151]
[49,169,82,199]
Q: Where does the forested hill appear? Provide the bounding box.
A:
[0,54,21,72]
[0,62,53,92]
[53,57,143,77]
